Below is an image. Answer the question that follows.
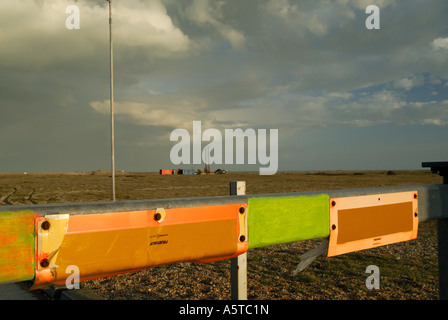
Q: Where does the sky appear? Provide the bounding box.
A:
[0,0,447,173]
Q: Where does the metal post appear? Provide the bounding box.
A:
[230,181,247,300]
[439,217,448,300]
[107,0,116,201]
[423,162,448,300]
[438,170,448,300]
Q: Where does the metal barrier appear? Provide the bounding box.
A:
[0,162,447,299]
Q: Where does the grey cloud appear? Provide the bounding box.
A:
[1,0,447,173]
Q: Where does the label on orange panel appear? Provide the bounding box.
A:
[327,192,418,257]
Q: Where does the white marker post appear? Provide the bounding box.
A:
[230,181,248,300]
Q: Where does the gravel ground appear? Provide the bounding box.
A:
[0,170,442,300]
[83,220,439,300]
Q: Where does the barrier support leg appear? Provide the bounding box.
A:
[438,218,448,300]
[423,162,448,300]
[439,172,448,300]
[230,181,248,300]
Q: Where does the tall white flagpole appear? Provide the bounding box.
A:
[107,0,116,201]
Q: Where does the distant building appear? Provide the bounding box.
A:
[160,169,196,175]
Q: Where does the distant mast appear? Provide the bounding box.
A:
[106,0,115,201]
[204,146,211,174]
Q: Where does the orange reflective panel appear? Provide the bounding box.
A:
[32,203,247,287]
[327,192,418,257]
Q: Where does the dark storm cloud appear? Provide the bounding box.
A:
[0,0,447,172]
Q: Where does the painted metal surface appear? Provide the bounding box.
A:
[327,191,418,257]
[31,214,70,290]
[31,203,247,289]
[0,210,35,283]
[4,184,447,221]
[247,194,330,249]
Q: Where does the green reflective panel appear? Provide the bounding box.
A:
[248,194,330,249]
[0,211,35,283]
